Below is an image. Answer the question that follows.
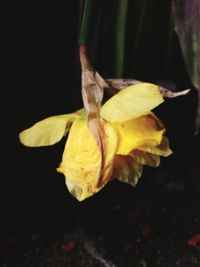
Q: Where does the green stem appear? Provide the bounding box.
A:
[79,0,97,44]
[132,0,147,66]
[115,0,129,78]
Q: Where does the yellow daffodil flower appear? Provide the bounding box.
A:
[19,83,172,201]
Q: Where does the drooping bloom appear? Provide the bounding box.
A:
[19,83,172,201]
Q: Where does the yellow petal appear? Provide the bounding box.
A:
[138,136,173,157]
[101,83,164,122]
[57,117,117,201]
[113,155,143,187]
[113,113,164,155]
[19,113,79,147]
[75,108,84,115]
[130,150,160,167]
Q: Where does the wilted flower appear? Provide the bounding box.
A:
[19,83,172,201]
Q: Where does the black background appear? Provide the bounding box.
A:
[2,1,84,233]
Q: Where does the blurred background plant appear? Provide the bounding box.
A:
[78,0,199,158]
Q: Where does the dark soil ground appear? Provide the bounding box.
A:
[1,133,200,267]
